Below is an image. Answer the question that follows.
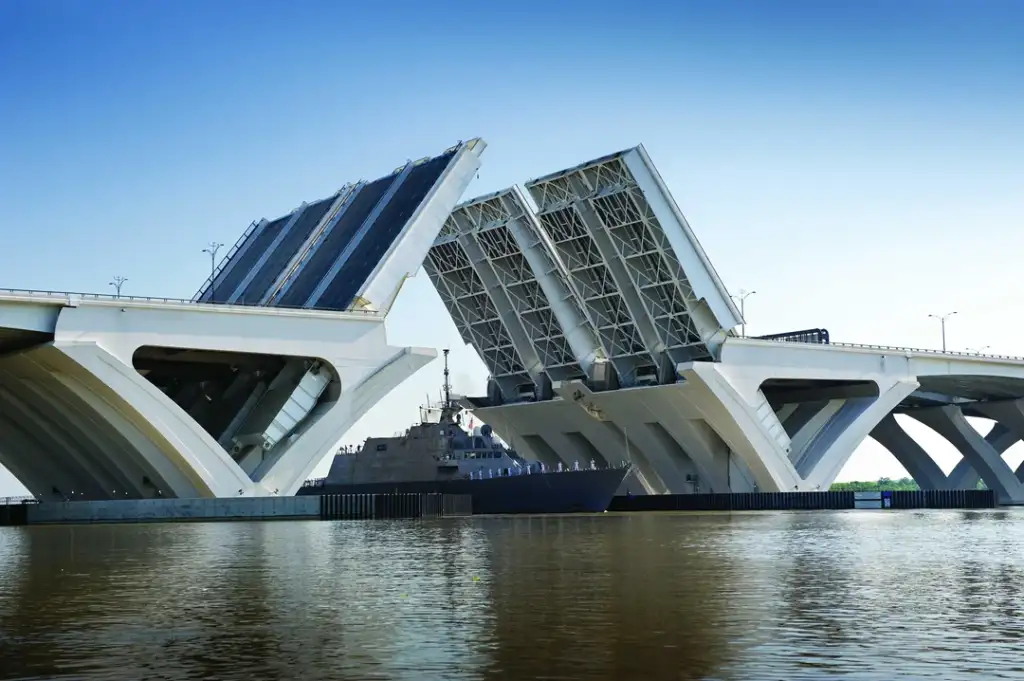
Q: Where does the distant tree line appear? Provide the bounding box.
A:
[831,477,988,491]
[830,477,920,492]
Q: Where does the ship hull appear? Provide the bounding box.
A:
[297,468,629,515]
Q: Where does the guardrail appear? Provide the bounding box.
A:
[191,219,262,302]
[0,287,196,305]
[830,341,1024,362]
[754,336,1024,363]
[0,288,380,316]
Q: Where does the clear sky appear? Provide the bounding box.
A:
[0,0,1022,495]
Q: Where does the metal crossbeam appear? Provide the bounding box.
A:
[527,150,715,371]
[452,192,590,382]
[525,194,656,386]
[424,238,531,392]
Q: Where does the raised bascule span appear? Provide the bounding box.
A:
[5,137,1024,504]
[425,145,1024,504]
[0,140,486,500]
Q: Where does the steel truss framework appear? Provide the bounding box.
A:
[526,150,715,378]
[426,187,605,397]
[525,195,652,384]
[467,196,583,381]
[425,233,530,390]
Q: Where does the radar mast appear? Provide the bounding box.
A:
[440,348,461,424]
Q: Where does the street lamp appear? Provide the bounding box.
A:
[109,276,127,298]
[732,289,756,338]
[928,311,957,352]
[967,345,991,355]
[202,242,224,301]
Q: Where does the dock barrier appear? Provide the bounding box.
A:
[608,489,997,512]
[0,497,34,526]
[609,491,854,512]
[887,489,995,509]
[318,493,473,520]
[0,493,473,526]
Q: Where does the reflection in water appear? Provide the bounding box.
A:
[479,514,736,680]
[2,511,1024,679]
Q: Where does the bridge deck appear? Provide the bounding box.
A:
[0,288,381,320]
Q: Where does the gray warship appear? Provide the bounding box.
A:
[298,350,631,514]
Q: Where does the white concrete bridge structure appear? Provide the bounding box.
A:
[0,139,486,501]
[425,145,1024,504]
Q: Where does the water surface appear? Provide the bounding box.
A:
[1,510,1023,680]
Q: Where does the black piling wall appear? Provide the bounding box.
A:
[887,489,995,509]
[319,493,473,520]
[0,501,30,526]
[609,491,854,512]
[608,489,997,512]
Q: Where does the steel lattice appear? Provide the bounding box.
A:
[424,238,527,380]
[427,190,592,385]
[528,153,712,366]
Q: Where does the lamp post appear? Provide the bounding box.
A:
[732,289,756,338]
[202,242,224,301]
[928,311,957,352]
[967,345,990,356]
[109,276,127,298]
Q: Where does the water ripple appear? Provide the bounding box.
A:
[1,510,1022,679]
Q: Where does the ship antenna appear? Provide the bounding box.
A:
[442,348,452,408]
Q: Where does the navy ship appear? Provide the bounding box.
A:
[298,350,631,514]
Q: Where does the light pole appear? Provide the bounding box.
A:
[109,276,127,298]
[967,345,991,355]
[928,311,957,352]
[202,242,224,301]
[732,289,756,338]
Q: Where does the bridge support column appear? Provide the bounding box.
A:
[685,362,918,492]
[252,347,435,496]
[685,362,802,491]
[0,385,114,499]
[800,382,920,490]
[789,400,845,468]
[909,406,1024,504]
[869,414,949,490]
[49,342,251,498]
[599,421,670,494]
[554,381,718,494]
[945,423,1018,489]
[782,401,830,441]
[602,422,688,492]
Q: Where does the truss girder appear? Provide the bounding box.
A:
[525,190,661,385]
[500,187,607,377]
[443,188,607,385]
[526,150,716,368]
[423,237,532,398]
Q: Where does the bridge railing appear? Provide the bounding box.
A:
[190,219,262,302]
[0,287,197,305]
[0,287,380,316]
[831,341,1024,362]
[755,336,1024,362]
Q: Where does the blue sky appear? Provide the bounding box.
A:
[0,0,1022,493]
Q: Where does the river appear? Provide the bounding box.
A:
[1,510,1022,680]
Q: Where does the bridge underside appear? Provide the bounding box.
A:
[465,347,1024,504]
[0,303,434,501]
